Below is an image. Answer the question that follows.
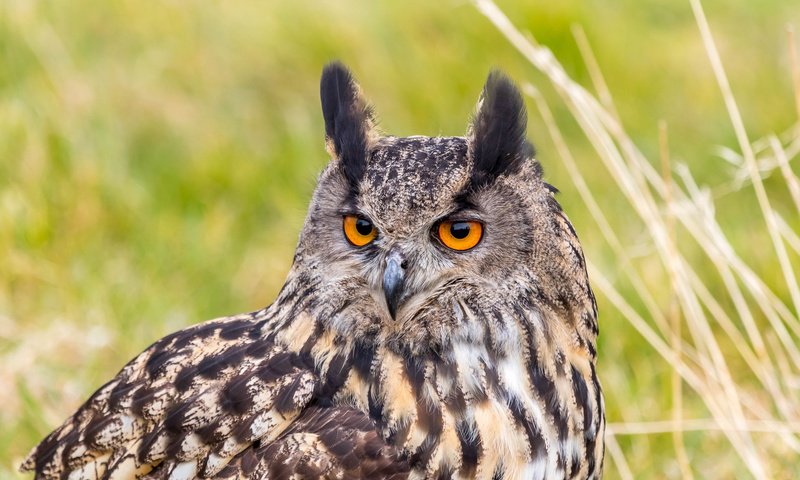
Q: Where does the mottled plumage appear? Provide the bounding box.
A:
[22,62,604,479]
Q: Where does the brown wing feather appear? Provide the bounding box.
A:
[215,406,409,480]
[21,311,320,479]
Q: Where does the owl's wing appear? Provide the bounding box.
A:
[213,406,408,480]
[20,312,327,479]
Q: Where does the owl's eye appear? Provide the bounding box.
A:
[437,220,483,251]
[343,215,377,247]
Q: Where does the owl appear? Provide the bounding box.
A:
[21,62,604,480]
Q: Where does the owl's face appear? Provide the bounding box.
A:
[292,63,574,351]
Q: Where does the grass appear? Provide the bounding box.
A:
[2,0,799,478]
[475,0,800,476]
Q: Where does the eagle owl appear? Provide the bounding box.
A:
[22,63,604,479]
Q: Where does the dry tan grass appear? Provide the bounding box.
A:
[475,0,800,477]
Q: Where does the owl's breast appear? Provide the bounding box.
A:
[328,340,604,480]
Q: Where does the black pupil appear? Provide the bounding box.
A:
[355,218,373,236]
[450,222,471,239]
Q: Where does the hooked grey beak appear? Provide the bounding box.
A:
[383,250,406,319]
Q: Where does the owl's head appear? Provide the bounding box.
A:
[290,62,593,353]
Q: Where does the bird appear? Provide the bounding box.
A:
[21,62,604,480]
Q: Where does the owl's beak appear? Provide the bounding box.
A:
[383,250,406,319]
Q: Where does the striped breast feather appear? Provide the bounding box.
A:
[20,311,322,479]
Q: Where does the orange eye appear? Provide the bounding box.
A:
[343,215,377,247]
[437,220,483,251]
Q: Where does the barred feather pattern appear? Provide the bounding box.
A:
[21,203,603,479]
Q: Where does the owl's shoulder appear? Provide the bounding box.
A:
[21,311,342,478]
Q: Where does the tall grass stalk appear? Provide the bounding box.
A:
[475,0,800,477]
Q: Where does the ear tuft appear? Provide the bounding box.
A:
[467,71,533,186]
[320,61,376,189]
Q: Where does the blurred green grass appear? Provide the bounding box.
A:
[2,0,799,478]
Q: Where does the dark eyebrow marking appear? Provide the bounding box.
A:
[451,190,480,212]
[336,209,362,218]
